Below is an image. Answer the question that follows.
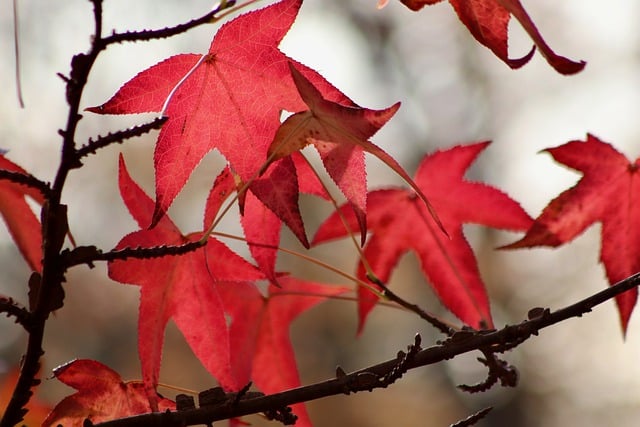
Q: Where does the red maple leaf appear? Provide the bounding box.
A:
[43,359,175,427]
[109,156,264,405]
[396,0,585,75]
[314,142,532,332]
[0,155,44,272]
[268,62,442,244]
[86,0,350,247]
[504,134,640,332]
[218,276,348,427]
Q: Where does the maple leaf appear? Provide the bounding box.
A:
[86,0,348,247]
[504,134,640,332]
[43,359,175,427]
[108,156,264,405]
[0,155,44,272]
[218,276,349,427]
[314,142,532,332]
[268,62,442,244]
[396,0,585,75]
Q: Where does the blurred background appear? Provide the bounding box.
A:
[1,0,640,425]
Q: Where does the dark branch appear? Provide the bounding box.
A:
[62,240,206,269]
[76,117,167,159]
[93,273,640,427]
[0,170,51,198]
[101,1,237,45]
[0,297,32,332]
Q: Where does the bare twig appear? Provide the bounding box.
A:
[76,117,167,159]
[0,297,31,332]
[0,170,51,198]
[100,0,241,46]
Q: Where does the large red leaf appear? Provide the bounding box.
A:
[109,156,264,406]
[43,359,175,427]
[87,0,348,247]
[218,277,348,427]
[0,155,44,272]
[505,134,640,332]
[397,0,585,74]
[314,142,532,332]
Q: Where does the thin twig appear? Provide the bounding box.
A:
[0,297,31,332]
[369,276,455,335]
[100,0,253,46]
[0,170,51,198]
[76,117,167,159]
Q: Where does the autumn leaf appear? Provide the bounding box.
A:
[218,277,349,427]
[43,359,175,427]
[109,156,264,405]
[268,62,442,244]
[396,0,585,75]
[86,0,348,247]
[0,155,44,272]
[504,134,640,332]
[314,142,532,332]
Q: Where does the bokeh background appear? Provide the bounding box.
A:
[1,0,640,426]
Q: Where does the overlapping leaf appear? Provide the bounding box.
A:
[218,277,348,427]
[268,63,441,244]
[505,134,640,331]
[109,156,264,405]
[396,0,585,74]
[43,359,175,427]
[314,142,532,331]
[0,155,44,272]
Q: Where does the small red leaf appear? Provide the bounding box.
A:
[43,359,175,427]
[397,0,585,74]
[269,62,443,244]
[505,134,640,331]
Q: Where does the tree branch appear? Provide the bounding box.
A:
[93,272,640,427]
[76,117,167,160]
[0,297,31,332]
[0,170,51,198]
[100,0,241,46]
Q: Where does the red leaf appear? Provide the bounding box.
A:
[43,359,175,427]
[314,142,532,332]
[87,0,337,245]
[109,156,264,405]
[268,62,443,244]
[219,277,348,427]
[397,0,585,74]
[0,155,44,272]
[504,134,640,332]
